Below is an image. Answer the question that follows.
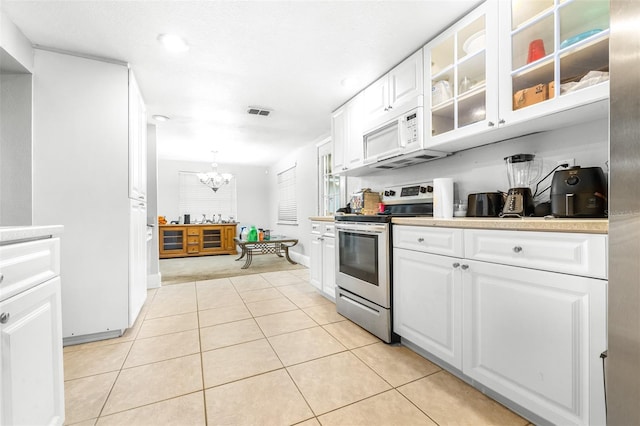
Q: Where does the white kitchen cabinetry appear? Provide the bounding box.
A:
[424,0,609,153]
[462,260,606,426]
[392,225,607,425]
[498,0,609,127]
[32,50,147,343]
[363,50,423,130]
[332,93,364,173]
[393,226,464,369]
[424,1,499,144]
[128,71,147,202]
[309,221,336,300]
[0,234,64,426]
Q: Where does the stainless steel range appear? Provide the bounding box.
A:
[335,182,433,343]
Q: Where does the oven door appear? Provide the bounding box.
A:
[335,222,390,308]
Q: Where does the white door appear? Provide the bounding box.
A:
[331,106,347,172]
[462,260,607,425]
[128,70,147,201]
[309,233,322,291]
[0,278,64,426]
[389,50,423,109]
[129,199,148,327]
[321,236,336,299]
[363,76,389,121]
[393,248,462,369]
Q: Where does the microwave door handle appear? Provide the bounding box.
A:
[398,116,407,148]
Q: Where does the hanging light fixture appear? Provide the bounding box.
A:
[197,151,233,192]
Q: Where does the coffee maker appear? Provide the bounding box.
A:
[502,154,540,217]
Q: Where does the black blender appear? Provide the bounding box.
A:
[501,154,540,217]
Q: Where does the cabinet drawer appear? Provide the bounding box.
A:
[187,228,199,236]
[0,238,60,302]
[311,222,322,235]
[464,229,607,279]
[187,236,199,244]
[393,225,464,257]
[323,224,335,238]
[187,245,199,254]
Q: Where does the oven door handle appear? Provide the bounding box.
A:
[335,223,388,233]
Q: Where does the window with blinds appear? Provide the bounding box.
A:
[277,165,297,224]
[178,171,237,222]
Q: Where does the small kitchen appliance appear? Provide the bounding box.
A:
[550,166,607,217]
[467,192,504,217]
[502,154,540,217]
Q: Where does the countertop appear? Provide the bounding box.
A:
[392,217,608,234]
[159,223,238,226]
[310,216,608,234]
[0,225,64,244]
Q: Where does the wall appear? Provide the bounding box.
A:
[0,72,32,225]
[157,159,270,235]
[268,137,322,267]
[349,118,609,204]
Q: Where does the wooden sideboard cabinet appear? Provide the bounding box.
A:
[159,224,237,258]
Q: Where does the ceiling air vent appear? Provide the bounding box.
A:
[247,106,272,116]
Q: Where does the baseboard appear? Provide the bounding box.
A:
[289,251,309,268]
[147,272,162,289]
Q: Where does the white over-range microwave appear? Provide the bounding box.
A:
[362,107,449,169]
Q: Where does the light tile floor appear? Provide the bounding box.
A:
[63,269,530,426]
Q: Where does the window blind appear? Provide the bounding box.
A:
[178,171,237,222]
[277,165,297,224]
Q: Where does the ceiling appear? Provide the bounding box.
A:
[2,0,480,166]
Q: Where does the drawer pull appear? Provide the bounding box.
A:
[452,262,460,268]
[0,312,9,324]
[513,246,523,253]
[417,238,424,243]
[460,264,469,270]
[0,274,3,284]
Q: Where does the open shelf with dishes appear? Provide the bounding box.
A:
[427,5,492,139]
[507,0,609,112]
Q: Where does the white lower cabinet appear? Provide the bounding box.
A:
[309,221,336,299]
[0,235,64,426]
[393,225,607,425]
[393,248,462,369]
[462,260,606,426]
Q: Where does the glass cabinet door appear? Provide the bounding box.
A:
[426,1,498,143]
[507,0,609,113]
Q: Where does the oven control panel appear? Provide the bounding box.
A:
[382,182,434,204]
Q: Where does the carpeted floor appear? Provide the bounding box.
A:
[160,253,307,285]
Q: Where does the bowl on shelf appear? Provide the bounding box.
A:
[560,29,602,49]
[463,30,485,55]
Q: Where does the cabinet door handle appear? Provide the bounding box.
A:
[417,237,424,242]
[488,121,495,127]
[388,105,393,109]
[452,262,460,268]
[499,119,505,125]
[0,312,9,324]
[460,264,469,270]
[513,246,523,253]
[384,107,389,111]
[0,274,3,284]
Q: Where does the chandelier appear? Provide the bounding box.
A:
[197,152,233,192]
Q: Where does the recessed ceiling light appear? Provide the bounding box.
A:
[152,114,170,122]
[157,33,189,53]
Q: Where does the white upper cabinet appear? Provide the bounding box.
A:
[363,50,423,130]
[128,70,147,201]
[498,0,610,126]
[425,0,609,152]
[425,1,499,146]
[332,92,364,173]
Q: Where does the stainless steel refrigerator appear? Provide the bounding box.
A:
[608,0,640,424]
